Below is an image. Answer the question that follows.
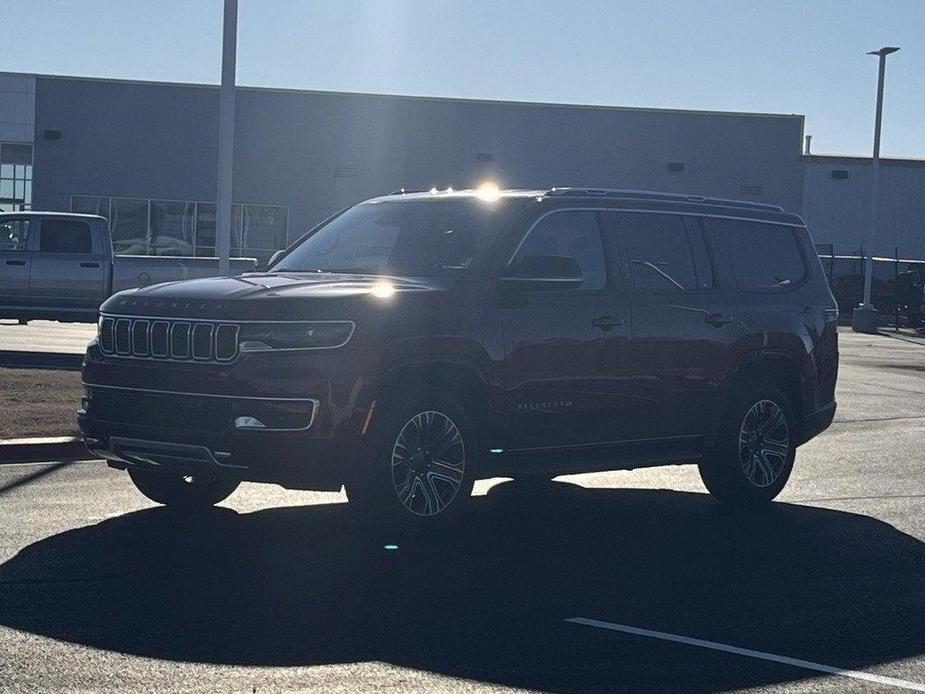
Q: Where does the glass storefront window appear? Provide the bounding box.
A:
[69,195,286,259]
[242,205,288,251]
[193,202,242,257]
[150,200,195,256]
[0,143,33,212]
[110,198,150,255]
[71,196,110,217]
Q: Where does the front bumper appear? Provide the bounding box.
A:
[79,385,370,490]
[800,400,837,444]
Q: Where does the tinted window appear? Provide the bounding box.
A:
[40,220,93,253]
[511,210,606,290]
[276,198,518,277]
[0,219,30,251]
[710,218,807,291]
[617,212,714,292]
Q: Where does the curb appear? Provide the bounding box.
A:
[0,351,84,371]
[0,436,92,465]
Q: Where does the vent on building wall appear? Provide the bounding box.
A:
[739,183,763,195]
[334,166,360,179]
[43,129,62,140]
[831,169,850,180]
[476,152,494,162]
[667,162,685,172]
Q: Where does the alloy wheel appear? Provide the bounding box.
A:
[738,399,791,488]
[390,410,466,517]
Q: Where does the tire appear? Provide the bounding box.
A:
[698,384,797,506]
[128,468,240,509]
[344,392,477,527]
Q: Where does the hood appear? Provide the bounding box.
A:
[100,272,453,319]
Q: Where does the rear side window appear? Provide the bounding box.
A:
[710,218,808,291]
[615,212,714,292]
[39,219,93,254]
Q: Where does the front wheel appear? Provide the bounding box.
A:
[345,393,476,526]
[699,385,797,506]
[128,468,240,509]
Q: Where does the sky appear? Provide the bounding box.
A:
[2,0,923,158]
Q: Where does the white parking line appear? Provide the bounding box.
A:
[566,617,925,692]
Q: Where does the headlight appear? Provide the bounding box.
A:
[238,321,355,352]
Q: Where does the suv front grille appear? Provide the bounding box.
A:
[99,316,239,363]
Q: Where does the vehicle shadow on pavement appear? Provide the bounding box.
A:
[1,482,923,693]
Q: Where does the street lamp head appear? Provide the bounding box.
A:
[867,47,900,56]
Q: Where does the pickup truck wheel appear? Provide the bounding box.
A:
[345,393,476,526]
[127,468,240,509]
[698,385,796,506]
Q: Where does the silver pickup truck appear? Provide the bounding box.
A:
[0,212,257,322]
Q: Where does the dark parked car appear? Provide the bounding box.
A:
[79,187,839,524]
[829,273,890,317]
[885,270,925,327]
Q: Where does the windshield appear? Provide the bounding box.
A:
[274,198,518,277]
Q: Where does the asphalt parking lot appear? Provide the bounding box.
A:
[1,328,923,693]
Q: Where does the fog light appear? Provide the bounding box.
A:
[234,416,266,430]
[78,393,90,417]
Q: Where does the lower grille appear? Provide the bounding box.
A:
[85,386,317,433]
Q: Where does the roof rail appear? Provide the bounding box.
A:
[388,188,431,195]
[544,187,785,213]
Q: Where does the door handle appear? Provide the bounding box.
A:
[80,262,100,268]
[5,259,26,266]
[705,313,735,327]
[591,315,624,331]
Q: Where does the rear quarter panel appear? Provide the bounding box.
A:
[722,223,838,428]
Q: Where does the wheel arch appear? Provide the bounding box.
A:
[726,350,805,442]
[375,358,496,449]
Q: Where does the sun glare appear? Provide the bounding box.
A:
[476,181,502,202]
[371,282,396,299]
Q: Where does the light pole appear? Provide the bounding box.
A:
[852,46,900,334]
[216,0,238,277]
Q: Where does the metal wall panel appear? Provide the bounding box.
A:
[30,74,805,248]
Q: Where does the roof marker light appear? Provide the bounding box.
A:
[476,181,501,202]
[371,281,396,299]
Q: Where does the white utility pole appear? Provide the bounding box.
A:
[216,0,238,276]
[852,46,899,334]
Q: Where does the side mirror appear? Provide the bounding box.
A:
[500,254,584,292]
[267,249,285,269]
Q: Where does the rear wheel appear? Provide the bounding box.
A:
[127,468,240,509]
[345,392,476,527]
[699,385,796,506]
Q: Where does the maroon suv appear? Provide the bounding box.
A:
[79,187,839,524]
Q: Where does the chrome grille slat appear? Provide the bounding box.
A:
[171,322,191,359]
[191,323,214,361]
[99,317,239,364]
[114,319,131,355]
[131,320,150,357]
[150,321,169,358]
